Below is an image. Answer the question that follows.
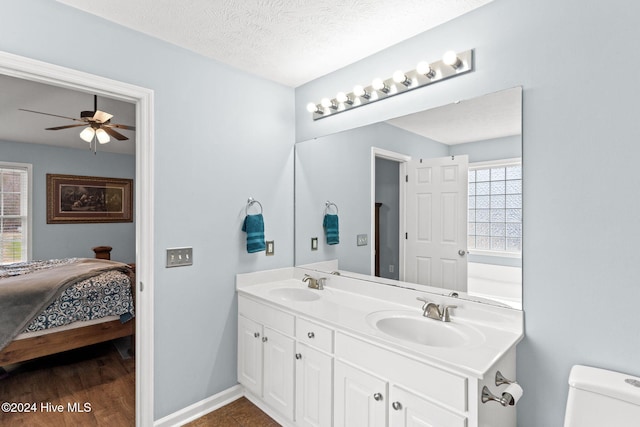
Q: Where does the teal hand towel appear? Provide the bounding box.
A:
[323,214,339,245]
[242,214,266,253]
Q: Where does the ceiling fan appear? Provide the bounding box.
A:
[19,95,135,153]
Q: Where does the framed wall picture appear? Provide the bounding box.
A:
[46,174,133,223]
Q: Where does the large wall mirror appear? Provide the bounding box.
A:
[295,87,522,309]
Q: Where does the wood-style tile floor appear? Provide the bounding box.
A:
[0,341,134,426]
[185,397,279,427]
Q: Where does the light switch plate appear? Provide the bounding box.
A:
[266,240,275,256]
[311,237,318,251]
[357,234,368,246]
[166,247,193,267]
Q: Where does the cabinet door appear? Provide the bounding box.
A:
[263,326,295,420]
[389,386,466,427]
[238,315,263,397]
[334,360,387,427]
[295,343,333,427]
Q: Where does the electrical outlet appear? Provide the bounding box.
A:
[357,234,368,246]
[166,247,193,267]
[266,240,275,256]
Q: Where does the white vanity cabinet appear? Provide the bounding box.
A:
[334,360,387,427]
[295,317,334,427]
[238,296,296,420]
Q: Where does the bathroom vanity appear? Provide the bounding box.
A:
[236,267,523,427]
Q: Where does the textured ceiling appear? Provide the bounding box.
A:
[55,0,492,87]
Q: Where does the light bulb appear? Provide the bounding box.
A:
[96,128,110,144]
[306,102,320,113]
[336,92,353,105]
[443,51,461,69]
[79,126,95,142]
[416,61,436,78]
[321,98,337,110]
[372,78,387,92]
[392,70,411,87]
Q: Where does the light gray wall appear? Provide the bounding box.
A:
[1,2,294,420]
[295,122,447,272]
[450,134,521,163]
[296,0,640,425]
[0,139,135,262]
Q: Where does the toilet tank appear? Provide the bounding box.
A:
[564,365,640,427]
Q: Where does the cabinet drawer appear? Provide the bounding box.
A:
[238,295,294,336]
[335,332,467,412]
[296,317,334,353]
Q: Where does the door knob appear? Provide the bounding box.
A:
[254,332,260,338]
[373,393,383,401]
[458,249,468,256]
[262,337,268,342]
[307,332,315,339]
[392,401,403,410]
[295,353,302,360]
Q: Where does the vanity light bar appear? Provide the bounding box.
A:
[306,49,474,120]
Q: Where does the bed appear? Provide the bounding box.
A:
[0,251,135,366]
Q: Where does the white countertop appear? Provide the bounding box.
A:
[236,268,523,379]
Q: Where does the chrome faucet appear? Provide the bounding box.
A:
[303,274,325,290]
[416,297,457,322]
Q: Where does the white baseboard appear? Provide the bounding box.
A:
[154,384,243,427]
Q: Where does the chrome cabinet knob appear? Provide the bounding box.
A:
[307,332,315,339]
[373,393,383,401]
[392,401,402,410]
[295,353,302,360]
[262,337,268,343]
[254,332,260,338]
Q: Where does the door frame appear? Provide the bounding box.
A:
[370,147,411,280]
[0,51,155,427]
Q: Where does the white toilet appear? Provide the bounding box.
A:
[564,365,640,426]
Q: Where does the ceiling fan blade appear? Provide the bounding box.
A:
[92,110,114,123]
[102,126,129,141]
[108,123,136,131]
[18,108,84,122]
[45,124,87,131]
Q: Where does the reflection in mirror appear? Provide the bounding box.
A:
[295,87,522,309]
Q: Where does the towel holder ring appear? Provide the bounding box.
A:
[246,197,263,215]
[324,201,339,215]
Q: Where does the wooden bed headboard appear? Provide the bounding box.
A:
[92,246,112,260]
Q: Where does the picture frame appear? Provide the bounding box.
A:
[46,174,133,224]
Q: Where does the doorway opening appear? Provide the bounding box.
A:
[0,51,154,426]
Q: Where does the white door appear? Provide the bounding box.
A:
[334,360,387,427]
[237,315,263,397]
[388,386,467,427]
[295,343,333,427]
[405,155,468,292]
[263,327,295,420]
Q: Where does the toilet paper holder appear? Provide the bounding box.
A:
[481,370,521,406]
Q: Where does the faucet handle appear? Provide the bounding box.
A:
[416,296,430,309]
[441,305,458,322]
[318,278,326,289]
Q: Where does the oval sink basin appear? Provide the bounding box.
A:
[367,311,484,348]
[269,287,322,302]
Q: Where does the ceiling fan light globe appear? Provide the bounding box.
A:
[79,126,95,142]
[95,128,110,144]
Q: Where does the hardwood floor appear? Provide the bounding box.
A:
[185,397,279,427]
[0,341,134,426]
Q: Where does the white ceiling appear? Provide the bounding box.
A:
[1,1,498,154]
[55,0,492,88]
[386,87,522,144]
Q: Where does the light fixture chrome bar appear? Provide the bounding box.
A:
[309,49,474,120]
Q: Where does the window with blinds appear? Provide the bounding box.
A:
[468,159,522,256]
[1,163,31,264]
